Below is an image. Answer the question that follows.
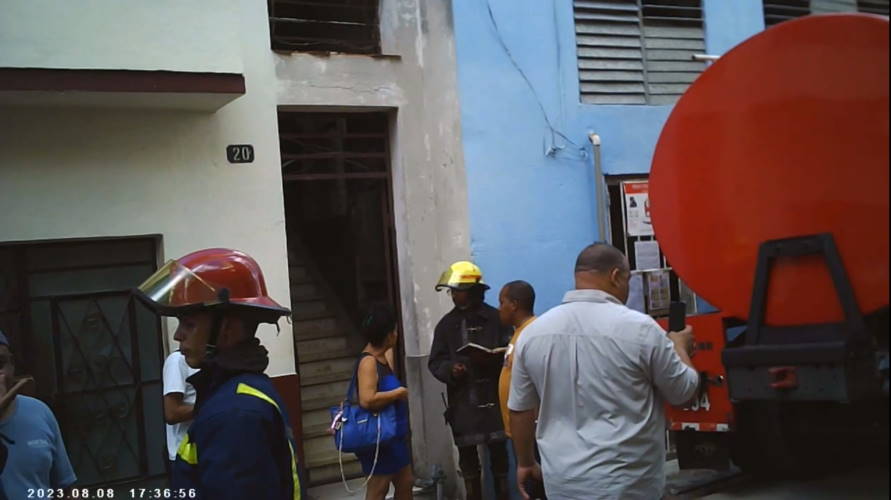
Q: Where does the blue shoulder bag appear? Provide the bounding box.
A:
[329,354,401,454]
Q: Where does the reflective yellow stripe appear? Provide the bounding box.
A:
[287,442,300,500]
[236,383,280,409]
[236,383,301,500]
[177,434,198,465]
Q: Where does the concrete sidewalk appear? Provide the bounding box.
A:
[306,478,438,500]
[309,459,737,500]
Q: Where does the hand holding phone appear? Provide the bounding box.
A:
[669,301,686,332]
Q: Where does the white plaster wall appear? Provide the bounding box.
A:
[0,0,292,376]
[0,0,470,489]
[0,0,242,74]
[274,0,470,490]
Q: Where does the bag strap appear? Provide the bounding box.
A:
[337,401,383,493]
[344,352,386,404]
[337,352,385,494]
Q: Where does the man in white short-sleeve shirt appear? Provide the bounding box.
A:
[509,243,699,500]
[163,350,199,462]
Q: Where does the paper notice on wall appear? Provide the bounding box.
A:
[634,240,661,270]
[623,181,653,236]
[627,273,645,314]
[647,270,671,314]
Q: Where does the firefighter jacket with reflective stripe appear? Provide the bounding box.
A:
[171,371,300,500]
[428,303,511,446]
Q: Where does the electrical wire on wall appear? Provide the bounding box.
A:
[484,0,586,160]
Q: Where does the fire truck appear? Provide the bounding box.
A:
[650,13,889,475]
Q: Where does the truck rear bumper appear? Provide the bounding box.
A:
[723,341,882,401]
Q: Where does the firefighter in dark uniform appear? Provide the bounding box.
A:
[135,248,302,500]
[428,261,511,500]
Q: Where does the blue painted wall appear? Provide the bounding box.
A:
[452,0,765,315]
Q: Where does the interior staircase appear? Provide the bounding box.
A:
[288,244,365,485]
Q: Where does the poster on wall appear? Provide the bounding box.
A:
[627,273,646,314]
[623,181,653,236]
[633,240,661,270]
[647,270,671,314]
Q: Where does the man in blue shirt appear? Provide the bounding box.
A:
[0,330,77,498]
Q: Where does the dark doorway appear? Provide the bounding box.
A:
[0,237,166,493]
[278,110,402,485]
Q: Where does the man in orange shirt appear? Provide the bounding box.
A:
[497,280,537,438]
[497,280,546,498]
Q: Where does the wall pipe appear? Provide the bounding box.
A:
[692,53,721,62]
[589,133,609,242]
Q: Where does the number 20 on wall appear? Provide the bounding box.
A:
[226,144,254,163]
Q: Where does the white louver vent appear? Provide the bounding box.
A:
[574,0,706,105]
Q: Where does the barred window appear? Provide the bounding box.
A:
[765,0,888,27]
[574,0,707,105]
[268,0,381,54]
[763,0,812,26]
[858,0,891,14]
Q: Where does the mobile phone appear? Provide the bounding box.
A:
[669,301,686,332]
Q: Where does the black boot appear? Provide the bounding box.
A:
[464,476,483,500]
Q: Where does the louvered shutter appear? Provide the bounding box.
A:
[641,0,706,105]
[575,0,647,104]
[574,0,705,105]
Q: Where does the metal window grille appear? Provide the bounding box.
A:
[277,111,395,312]
[574,0,706,105]
[765,0,886,27]
[268,0,381,54]
[858,0,891,14]
[763,0,811,26]
[811,0,858,13]
[278,112,390,180]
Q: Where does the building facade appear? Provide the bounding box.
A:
[1,0,888,498]
[450,0,761,319]
[448,1,884,496]
[450,0,888,321]
[1,0,469,494]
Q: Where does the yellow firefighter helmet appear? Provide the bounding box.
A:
[435,261,490,291]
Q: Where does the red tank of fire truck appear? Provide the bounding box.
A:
[650,13,889,475]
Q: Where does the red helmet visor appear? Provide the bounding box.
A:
[137,259,223,311]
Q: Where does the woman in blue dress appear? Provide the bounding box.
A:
[355,306,412,499]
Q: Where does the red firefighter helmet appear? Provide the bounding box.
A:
[135,248,290,322]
